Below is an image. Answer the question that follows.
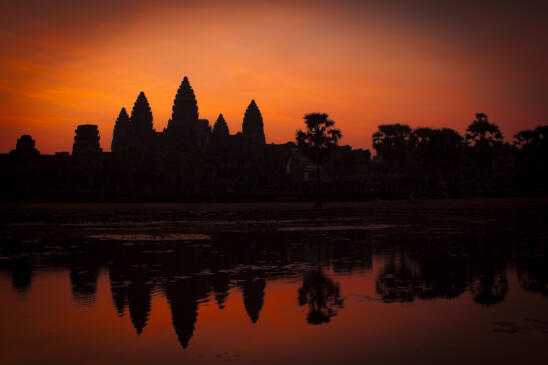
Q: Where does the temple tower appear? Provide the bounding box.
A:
[167,76,199,132]
[10,135,40,158]
[72,124,102,156]
[165,76,209,149]
[111,107,130,153]
[130,92,154,134]
[212,114,229,137]
[242,100,265,144]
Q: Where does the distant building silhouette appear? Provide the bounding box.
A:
[72,124,102,156]
[130,92,154,134]
[242,99,265,145]
[0,74,382,200]
[10,135,40,159]
[212,114,229,137]
[111,108,130,154]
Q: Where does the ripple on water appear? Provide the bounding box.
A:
[88,233,211,241]
[277,224,395,232]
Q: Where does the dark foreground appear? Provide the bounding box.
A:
[0,198,547,364]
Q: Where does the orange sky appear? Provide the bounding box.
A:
[1,0,547,153]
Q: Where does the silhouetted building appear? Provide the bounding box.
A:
[0,74,380,200]
[9,135,40,159]
[72,124,102,156]
[212,114,229,137]
[130,92,154,135]
[111,108,130,154]
[165,76,210,149]
[242,99,265,145]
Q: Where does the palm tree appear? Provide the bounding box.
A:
[296,113,342,208]
[372,123,413,164]
[465,113,503,147]
[465,113,504,191]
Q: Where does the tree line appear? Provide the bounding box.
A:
[370,113,547,191]
[298,112,547,198]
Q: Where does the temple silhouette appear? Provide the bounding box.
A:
[0,76,373,200]
[1,76,547,200]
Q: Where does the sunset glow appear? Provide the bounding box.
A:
[1,0,547,153]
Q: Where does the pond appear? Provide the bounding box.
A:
[1,200,547,364]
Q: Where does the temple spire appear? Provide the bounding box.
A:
[212,114,229,136]
[72,125,102,156]
[111,107,130,153]
[242,99,265,144]
[130,92,153,132]
[167,76,199,131]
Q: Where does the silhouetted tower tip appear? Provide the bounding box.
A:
[111,107,131,153]
[212,113,230,136]
[10,134,40,158]
[167,76,199,131]
[242,99,265,144]
[130,92,154,133]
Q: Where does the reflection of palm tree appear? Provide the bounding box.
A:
[470,258,508,306]
[470,274,508,306]
[298,268,343,325]
[417,250,467,300]
[516,245,548,297]
[375,254,420,303]
[517,261,548,297]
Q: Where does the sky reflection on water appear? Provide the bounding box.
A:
[1,212,547,365]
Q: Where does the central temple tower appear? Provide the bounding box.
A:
[165,76,209,149]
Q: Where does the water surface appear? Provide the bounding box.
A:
[1,200,547,364]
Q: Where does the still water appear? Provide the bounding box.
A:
[1,202,547,364]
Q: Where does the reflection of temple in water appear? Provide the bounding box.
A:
[242,278,266,324]
[2,223,545,349]
[165,279,207,348]
[69,259,100,307]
